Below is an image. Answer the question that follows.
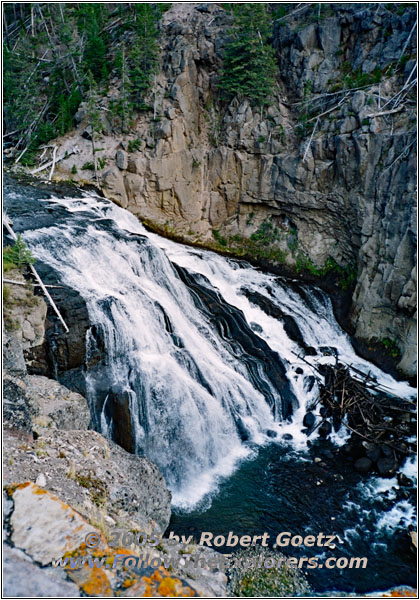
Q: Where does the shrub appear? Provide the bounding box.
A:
[128,139,142,153]
[3,235,35,270]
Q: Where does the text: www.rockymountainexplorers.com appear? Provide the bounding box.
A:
[52,552,368,571]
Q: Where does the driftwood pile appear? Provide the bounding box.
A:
[315,362,417,477]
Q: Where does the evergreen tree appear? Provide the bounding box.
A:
[218,4,278,106]
[77,4,108,82]
[129,4,159,109]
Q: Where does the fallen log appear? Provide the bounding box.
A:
[30,145,79,175]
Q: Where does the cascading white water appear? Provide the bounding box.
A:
[23,191,416,509]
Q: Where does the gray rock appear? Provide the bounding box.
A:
[116,149,128,170]
[3,544,80,597]
[3,428,171,535]
[3,333,27,377]
[11,482,100,565]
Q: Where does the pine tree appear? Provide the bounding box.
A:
[218,4,278,106]
[129,4,159,110]
[78,4,108,83]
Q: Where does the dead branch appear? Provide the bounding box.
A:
[3,278,63,289]
[366,106,404,118]
[302,117,319,161]
[48,145,58,181]
[30,146,79,175]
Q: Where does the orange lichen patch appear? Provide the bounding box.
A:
[382,589,417,598]
[31,486,48,496]
[141,569,196,597]
[122,578,137,589]
[4,481,32,495]
[79,568,113,597]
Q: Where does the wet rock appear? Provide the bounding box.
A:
[319,448,334,460]
[318,420,332,438]
[266,429,277,438]
[380,444,394,458]
[303,412,316,428]
[103,387,135,453]
[319,346,338,357]
[282,433,293,441]
[377,457,399,477]
[295,367,303,375]
[397,472,413,487]
[363,442,380,463]
[354,457,373,474]
[236,418,250,442]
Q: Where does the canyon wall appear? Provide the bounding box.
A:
[51,3,416,377]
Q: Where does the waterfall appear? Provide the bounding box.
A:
[22,191,415,509]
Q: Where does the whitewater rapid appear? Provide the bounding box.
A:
[21,190,416,509]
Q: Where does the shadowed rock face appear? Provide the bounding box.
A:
[52,3,416,377]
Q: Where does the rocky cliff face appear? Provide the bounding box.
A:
[45,3,416,377]
[3,331,227,597]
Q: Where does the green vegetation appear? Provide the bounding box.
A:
[3,235,35,271]
[229,548,309,597]
[212,220,287,263]
[341,62,382,89]
[4,4,165,158]
[381,337,401,359]
[211,220,356,289]
[73,471,107,507]
[128,139,143,153]
[296,254,357,289]
[218,4,277,106]
[3,284,11,304]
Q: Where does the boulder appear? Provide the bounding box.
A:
[377,457,399,477]
[3,428,171,535]
[354,457,373,474]
[10,483,103,565]
[303,412,316,428]
[116,149,128,170]
[318,420,332,438]
[3,372,90,433]
[3,544,80,597]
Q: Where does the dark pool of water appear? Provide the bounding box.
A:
[169,441,416,594]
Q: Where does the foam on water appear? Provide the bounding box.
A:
[20,191,416,511]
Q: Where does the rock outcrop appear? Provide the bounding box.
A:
[3,332,227,597]
[49,3,416,378]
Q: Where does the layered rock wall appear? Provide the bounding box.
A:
[49,3,417,376]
